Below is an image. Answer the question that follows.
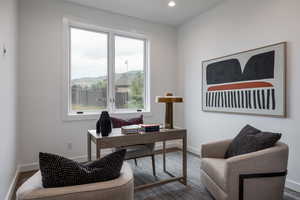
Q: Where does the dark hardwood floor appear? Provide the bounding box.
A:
[15,150,300,200]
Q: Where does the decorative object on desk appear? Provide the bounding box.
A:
[141,124,160,132]
[156,93,183,129]
[202,42,286,117]
[96,111,112,136]
[121,125,141,135]
[111,115,143,128]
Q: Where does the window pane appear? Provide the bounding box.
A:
[70,28,108,112]
[114,36,145,110]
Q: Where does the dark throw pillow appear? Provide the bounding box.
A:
[39,149,126,188]
[225,125,281,158]
[110,115,143,128]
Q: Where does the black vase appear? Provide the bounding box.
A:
[96,111,112,137]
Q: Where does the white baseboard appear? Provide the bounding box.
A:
[4,167,19,200]
[286,179,300,193]
[187,145,200,156]
[18,162,39,172]
[18,141,180,172]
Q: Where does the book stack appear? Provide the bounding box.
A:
[121,125,141,135]
[140,124,160,132]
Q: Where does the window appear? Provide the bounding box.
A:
[114,36,145,110]
[65,20,149,117]
[70,28,108,112]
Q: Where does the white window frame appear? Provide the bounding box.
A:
[62,18,151,121]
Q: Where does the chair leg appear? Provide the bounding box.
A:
[151,154,156,177]
[134,158,138,166]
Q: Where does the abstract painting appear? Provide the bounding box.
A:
[202,42,286,117]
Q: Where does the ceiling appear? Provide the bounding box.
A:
[64,0,225,26]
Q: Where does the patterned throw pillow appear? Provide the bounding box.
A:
[39,149,126,188]
[225,125,281,158]
[110,115,143,128]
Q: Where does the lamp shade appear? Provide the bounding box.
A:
[155,93,183,103]
[156,96,183,103]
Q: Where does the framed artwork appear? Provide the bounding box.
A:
[202,42,286,117]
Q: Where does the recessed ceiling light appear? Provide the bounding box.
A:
[168,1,176,7]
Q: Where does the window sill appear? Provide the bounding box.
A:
[62,111,152,122]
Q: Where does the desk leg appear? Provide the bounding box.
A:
[87,132,91,162]
[96,141,101,159]
[182,134,187,185]
[163,141,166,172]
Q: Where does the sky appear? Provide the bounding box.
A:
[71,28,144,80]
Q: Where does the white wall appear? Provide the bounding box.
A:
[178,0,300,191]
[0,0,18,198]
[18,0,179,166]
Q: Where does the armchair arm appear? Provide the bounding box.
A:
[201,139,232,158]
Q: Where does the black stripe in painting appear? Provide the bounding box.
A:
[216,92,219,107]
[267,89,270,109]
[215,92,218,107]
[224,92,227,108]
[221,92,224,108]
[227,91,230,108]
[208,92,211,107]
[257,90,262,109]
[231,91,234,108]
[237,91,241,108]
[211,92,213,107]
[209,92,214,107]
[234,91,237,108]
[253,90,257,109]
[213,92,216,107]
[262,90,265,109]
[206,92,208,107]
[248,90,252,109]
[218,92,220,107]
[241,91,244,108]
[245,91,248,108]
[272,89,276,110]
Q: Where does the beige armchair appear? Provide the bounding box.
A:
[201,140,289,200]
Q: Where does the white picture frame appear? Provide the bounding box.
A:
[202,42,286,117]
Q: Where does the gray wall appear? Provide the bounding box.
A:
[178,0,300,192]
[0,0,18,199]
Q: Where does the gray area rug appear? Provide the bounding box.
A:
[130,151,296,200]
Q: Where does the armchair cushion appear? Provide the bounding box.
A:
[225,125,281,158]
[201,158,227,191]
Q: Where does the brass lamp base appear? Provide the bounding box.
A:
[165,102,173,129]
[156,93,183,130]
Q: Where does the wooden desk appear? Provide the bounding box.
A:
[87,128,187,190]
